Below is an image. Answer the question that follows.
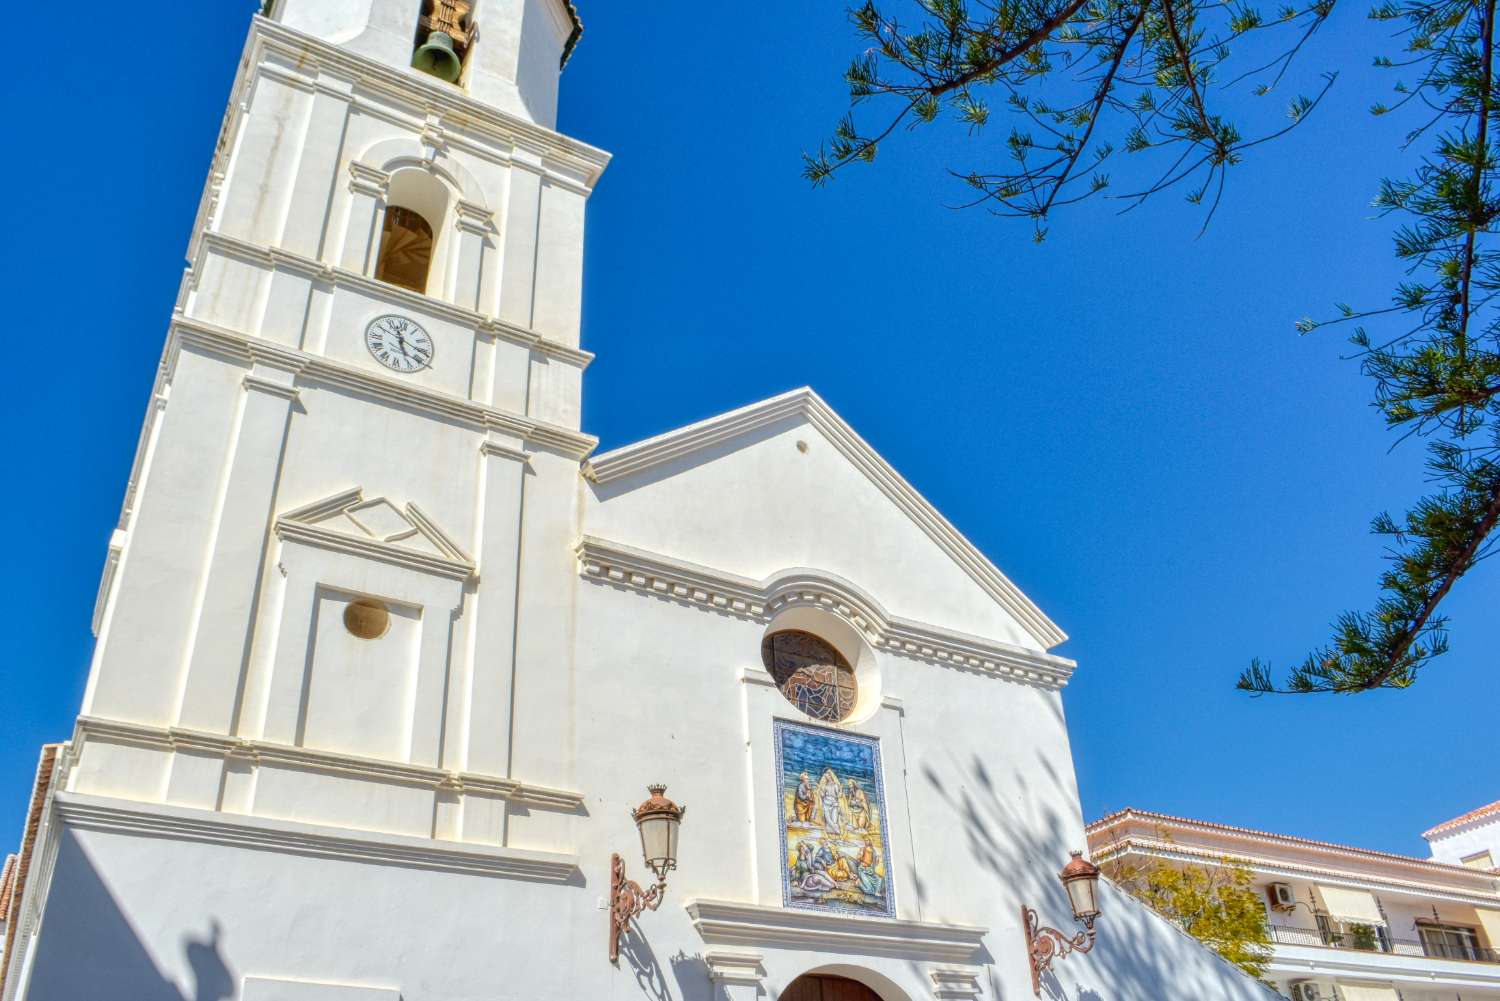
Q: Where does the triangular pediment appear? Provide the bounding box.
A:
[280,487,472,565]
[583,389,1066,650]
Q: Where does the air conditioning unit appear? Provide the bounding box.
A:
[1290,982,1322,1001]
[1268,881,1297,910]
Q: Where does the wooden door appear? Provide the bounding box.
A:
[779,974,884,1001]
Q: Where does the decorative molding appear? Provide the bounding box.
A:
[454,199,497,236]
[242,373,301,402]
[479,439,531,463]
[347,161,391,197]
[583,388,1067,650]
[930,968,984,1000]
[703,950,766,986]
[685,899,987,962]
[90,529,125,637]
[194,232,594,368]
[276,520,474,581]
[168,317,598,460]
[578,537,1076,690]
[248,18,610,187]
[72,716,584,811]
[52,792,579,883]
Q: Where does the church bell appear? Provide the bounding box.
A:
[412,31,463,83]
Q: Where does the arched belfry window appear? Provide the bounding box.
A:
[374,206,435,293]
[762,630,858,722]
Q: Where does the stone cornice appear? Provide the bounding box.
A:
[167,316,597,461]
[72,717,584,811]
[577,537,1075,690]
[684,898,988,962]
[249,18,610,185]
[275,521,475,582]
[52,792,579,883]
[584,388,1068,650]
[194,232,594,368]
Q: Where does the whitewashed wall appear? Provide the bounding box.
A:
[7,5,1284,1001]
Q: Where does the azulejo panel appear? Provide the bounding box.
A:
[775,719,894,918]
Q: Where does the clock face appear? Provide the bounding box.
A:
[364,315,434,373]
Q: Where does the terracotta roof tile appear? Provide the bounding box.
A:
[1423,799,1500,839]
[1087,806,1491,876]
[0,855,16,919]
[0,745,61,989]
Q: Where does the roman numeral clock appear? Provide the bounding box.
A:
[365,314,434,373]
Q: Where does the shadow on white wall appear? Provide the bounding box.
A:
[24,832,234,1001]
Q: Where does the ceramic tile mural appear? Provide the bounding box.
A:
[774,719,894,917]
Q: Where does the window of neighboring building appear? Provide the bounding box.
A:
[374,206,435,293]
[1462,850,1495,870]
[1314,914,1391,953]
[762,630,857,722]
[1419,922,1483,961]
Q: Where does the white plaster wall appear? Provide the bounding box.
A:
[1431,819,1500,868]
[24,569,1281,1001]
[25,10,1285,1001]
[583,418,1042,647]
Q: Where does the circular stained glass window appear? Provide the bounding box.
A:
[761,630,857,722]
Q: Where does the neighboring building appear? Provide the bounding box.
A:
[1088,808,1500,1001]
[1426,801,1500,872]
[0,3,1284,1001]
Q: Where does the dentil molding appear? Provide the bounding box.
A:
[576,537,1076,690]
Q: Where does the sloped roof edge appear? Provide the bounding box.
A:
[1424,798,1500,839]
[559,1,583,67]
[1090,807,1497,879]
[584,387,1068,650]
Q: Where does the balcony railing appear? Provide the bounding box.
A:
[1268,924,1500,964]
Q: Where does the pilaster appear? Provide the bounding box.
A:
[462,435,531,778]
[340,162,390,273]
[705,951,766,1001]
[280,71,355,260]
[176,364,300,734]
[451,200,497,312]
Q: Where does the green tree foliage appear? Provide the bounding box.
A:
[808,0,1500,694]
[1099,843,1274,979]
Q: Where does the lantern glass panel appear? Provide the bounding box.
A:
[638,814,674,870]
[1066,874,1099,920]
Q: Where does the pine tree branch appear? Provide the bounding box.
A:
[1358,472,1500,689]
[1039,6,1150,218]
[1161,0,1228,158]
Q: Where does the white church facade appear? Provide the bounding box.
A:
[0,3,1284,1000]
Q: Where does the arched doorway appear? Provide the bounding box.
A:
[780,974,884,1001]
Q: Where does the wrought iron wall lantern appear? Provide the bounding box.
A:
[608,784,685,964]
[1022,851,1103,996]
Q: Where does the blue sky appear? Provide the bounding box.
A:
[1,2,1490,857]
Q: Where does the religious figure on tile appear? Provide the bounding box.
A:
[775,720,894,918]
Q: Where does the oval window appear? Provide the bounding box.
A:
[761,629,857,722]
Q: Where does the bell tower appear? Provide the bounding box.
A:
[267,0,582,127]
[58,0,607,875]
